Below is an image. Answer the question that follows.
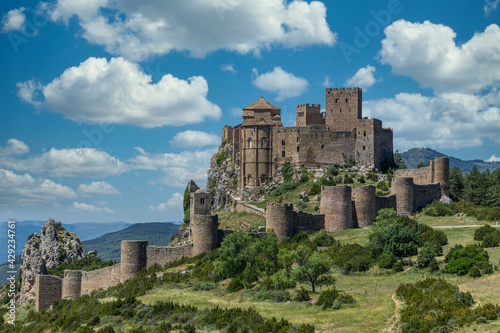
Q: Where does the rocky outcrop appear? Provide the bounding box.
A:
[19,218,86,304]
[206,143,238,211]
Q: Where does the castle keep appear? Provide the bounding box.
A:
[221,88,394,192]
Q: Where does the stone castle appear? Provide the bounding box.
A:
[33,87,450,311]
[221,87,393,192]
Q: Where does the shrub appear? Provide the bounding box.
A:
[320,176,336,186]
[327,243,374,273]
[358,175,366,183]
[474,224,500,241]
[422,200,454,216]
[337,293,354,304]
[481,233,499,248]
[300,173,309,183]
[366,173,378,182]
[444,244,490,275]
[309,183,321,196]
[295,287,311,302]
[392,261,404,272]
[474,303,499,320]
[216,151,228,166]
[327,166,339,176]
[417,242,443,268]
[428,258,439,272]
[317,287,339,309]
[378,251,397,269]
[314,232,336,247]
[343,175,354,184]
[256,290,291,302]
[281,162,294,182]
[376,181,389,191]
[227,278,244,293]
[469,266,482,278]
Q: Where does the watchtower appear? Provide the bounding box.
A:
[190,190,219,256]
[296,103,324,126]
[120,240,148,282]
[320,185,353,232]
[324,88,362,131]
[62,270,82,300]
[266,203,294,240]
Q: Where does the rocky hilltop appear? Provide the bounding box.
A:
[206,142,238,211]
[19,218,86,304]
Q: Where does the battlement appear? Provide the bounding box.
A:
[326,87,362,93]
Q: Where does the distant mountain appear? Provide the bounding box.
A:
[82,222,180,261]
[402,148,500,173]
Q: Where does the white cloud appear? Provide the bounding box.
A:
[47,0,335,61]
[486,154,500,162]
[485,0,500,16]
[1,7,26,33]
[17,79,42,107]
[0,169,77,206]
[364,91,500,151]
[322,75,333,88]
[230,107,243,118]
[129,147,216,187]
[252,67,309,101]
[0,139,29,157]
[345,65,378,90]
[77,181,121,196]
[221,64,236,74]
[169,130,220,149]
[149,192,183,212]
[379,20,500,93]
[73,201,113,213]
[1,147,128,178]
[18,57,221,128]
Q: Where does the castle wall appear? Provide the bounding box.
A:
[321,185,353,232]
[266,203,294,240]
[376,195,397,212]
[232,125,241,162]
[81,263,121,295]
[121,241,148,282]
[146,244,194,267]
[392,177,415,216]
[236,201,266,217]
[222,125,233,143]
[35,275,62,312]
[374,127,394,170]
[273,126,356,167]
[293,210,325,234]
[296,104,324,126]
[414,183,441,211]
[395,165,433,184]
[325,88,362,131]
[352,185,377,228]
[62,270,82,300]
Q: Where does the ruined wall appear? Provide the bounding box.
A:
[222,125,233,143]
[81,263,121,295]
[146,244,193,268]
[321,185,353,232]
[62,270,82,300]
[352,185,377,228]
[293,210,325,234]
[414,183,442,211]
[236,201,266,217]
[296,104,324,126]
[232,125,241,162]
[273,126,356,167]
[35,275,62,312]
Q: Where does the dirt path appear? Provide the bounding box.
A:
[433,225,500,229]
[385,293,403,333]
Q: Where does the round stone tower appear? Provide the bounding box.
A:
[352,185,376,228]
[320,185,353,232]
[191,189,219,256]
[266,203,294,240]
[392,177,414,216]
[62,270,82,300]
[120,240,148,282]
[434,156,449,197]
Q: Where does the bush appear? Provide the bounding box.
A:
[474,224,500,241]
[227,278,244,293]
[327,166,338,176]
[309,183,321,196]
[295,287,311,302]
[327,243,374,273]
[281,162,294,182]
[256,290,291,302]
[428,258,439,272]
[469,266,482,278]
[366,173,378,182]
[417,242,443,268]
[444,244,490,275]
[336,293,354,304]
[422,200,454,216]
[376,181,389,191]
[481,233,499,248]
[358,175,366,183]
[392,261,404,272]
[317,287,339,309]
[216,151,228,166]
[314,232,336,247]
[378,251,397,269]
[343,175,354,184]
[474,303,499,320]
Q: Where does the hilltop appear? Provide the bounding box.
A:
[82,222,180,260]
[402,148,500,173]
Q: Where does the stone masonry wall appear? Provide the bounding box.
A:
[236,201,266,217]
[293,210,325,234]
[376,195,397,211]
[35,275,62,312]
[414,183,441,211]
[146,244,193,268]
[81,263,121,295]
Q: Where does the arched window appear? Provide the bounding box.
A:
[247,175,252,185]
[282,150,285,157]
[261,138,266,148]
[363,131,366,137]
[248,139,253,148]
[297,146,300,152]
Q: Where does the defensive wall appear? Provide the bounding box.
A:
[235,201,266,217]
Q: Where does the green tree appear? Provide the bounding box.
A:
[449,166,464,201]
[417,162,428,168]
[417,242,442,268]
[464,166,488,205]
[281,161,294,182]
[292,246,334,293]
[393,150,406,170]
[183,184,191,224]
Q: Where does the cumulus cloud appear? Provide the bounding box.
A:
[1,7,26,33]
[0,169,76,206]
[47,0,335,61]
[379,20,500,93]
[364,92,500,151]
[221,64,236,74]
[149,192,183,212]
[73,201,113,213]
[18,57,221,128]
[230,107,243,118]
[1,147,128,178]
[485,0,500,16]
[169,130,220,149]
[486,154,500,162]
[77,181,121,196]
[322,75,333,88]
[252,67,309,101]
[345,65,378,90]
[128,147,216,187]
[0,139,29,157]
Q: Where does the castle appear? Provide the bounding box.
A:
[221,87,394,192]
[34,156,450,311]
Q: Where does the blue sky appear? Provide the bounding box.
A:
[1,0,499,223]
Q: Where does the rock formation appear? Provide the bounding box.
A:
[206,142,238,211]
[19,218,86,304]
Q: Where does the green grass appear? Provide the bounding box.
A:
[216,210,266,231]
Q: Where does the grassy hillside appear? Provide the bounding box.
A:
[82,222,180,260]
[402,148,500,172]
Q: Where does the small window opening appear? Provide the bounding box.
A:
[282,150,285,157]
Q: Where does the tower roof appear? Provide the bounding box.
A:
[243,97,280,110]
